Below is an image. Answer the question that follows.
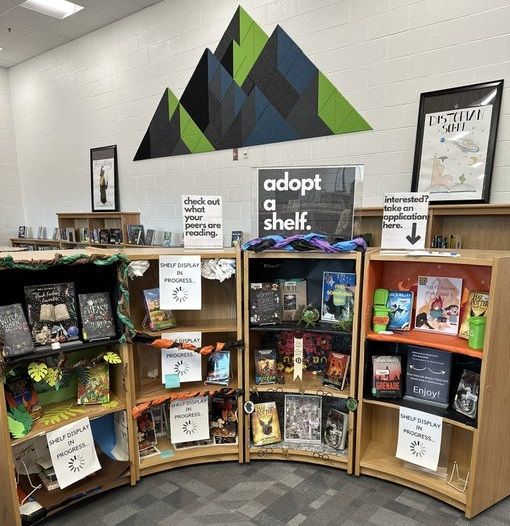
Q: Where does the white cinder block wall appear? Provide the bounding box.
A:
[0,68,23,246]
[7,0,510,241]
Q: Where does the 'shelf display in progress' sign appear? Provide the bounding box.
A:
[169,396,210,444]
[258,166,361,239]
[159,255,201,310]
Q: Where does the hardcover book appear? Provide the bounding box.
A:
[251,401,281,446]
[284,394,322,444]
[77,362,110,405]
[278,279,307,322]
[254,348,277,385]
[321,272,356,326]
[5,371,42,420]
[387,291,414,331]
[145,229,155,246]
[78,292,116,341]
[142,288,177,331]
[322,407,348,451]
[205,351,230,386]
[459,291,490,339]
[99,229,110,244]
[0,304,35,357]
[249,283,281,325]
[404,346,452,408]
[453,369,480,419]
[323,351,350,391]
[371,355,402,398]
[128,224,145,245]
[210,394,238,444]
[109,228,123,244]
[24,283,79,346]
[415,276,462,335]
[136,410,158,452]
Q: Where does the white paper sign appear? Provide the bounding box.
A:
[182,195,223,248]
[46,417,101,489]
[293,336,303,381]
[161,348,202,384]
[396,407,443,471]
[381,192,429,250]
[169,396,210,444]
[159,255,201,310]
[162,331,202,348]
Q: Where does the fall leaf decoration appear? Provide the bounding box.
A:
[8,416,26,439]
[41,403,86,426]
[27,362,48,382]
[103,352,122,365]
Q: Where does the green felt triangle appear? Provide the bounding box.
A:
[179,104,214,153]
[168,88,179,120]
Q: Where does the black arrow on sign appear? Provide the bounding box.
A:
[406,223,421,245]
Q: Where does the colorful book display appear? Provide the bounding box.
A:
[143,288,177,330]
[0,304,34,357]
[78,292,116,341]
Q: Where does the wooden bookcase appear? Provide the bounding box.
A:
[0,249,137,526]
[243,250,362,473]
[120,247,244,479]
[355,249,510,517]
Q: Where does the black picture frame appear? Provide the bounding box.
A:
[90,145,119,212]
[411,80,504,205]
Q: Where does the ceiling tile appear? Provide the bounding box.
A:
[88,0,144,19]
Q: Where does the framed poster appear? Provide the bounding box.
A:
[411,80,503,204]
[90,145,119,212]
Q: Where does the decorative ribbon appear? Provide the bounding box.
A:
[242,233,367,253]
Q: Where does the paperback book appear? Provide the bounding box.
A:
[145,229,155,246]
[254,348,277,385]
[284,394,322,444]
[404,346,452,408]
[459,291,490,339]
[453,369,480,419]
[143,288,177,330]
[77,362,110,405]
[24,282,79,346]
[78,292,116,341]
[250,283,281,325]
[415,276,462,335]
[0,304,35,357]
[205,351,230,386]
[278,279,307,322]
[162,232,172,247]
[127,224,145,245]
[251,401,281,446]
[136,410,158,453]
[321,272,356,326]
[210,394,238,444]
[322,406,348,451]
[99,229,110,244]
[371,355,402,398]
[109,228,123,244]
[323,351,350,391]
[387,291,414,331]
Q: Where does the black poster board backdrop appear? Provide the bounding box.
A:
[90,145,119,212]
[258,167,358,240]
[411,80,504,205]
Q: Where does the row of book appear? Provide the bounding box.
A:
[252,395,348,452]
[0,285,117,357]
[250,271,356,326]
[372,346,480,419]
[378,276,489,338]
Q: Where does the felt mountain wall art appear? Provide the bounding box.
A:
[134,6,371,160]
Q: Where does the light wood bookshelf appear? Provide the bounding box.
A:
[123,247,244,480]
[355,249,510,518]
[243,250,363,473]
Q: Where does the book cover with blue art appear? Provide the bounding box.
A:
[387,291,414,331]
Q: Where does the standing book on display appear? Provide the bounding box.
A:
[252,401,281,446]
[78,292,116,341]
[0,304,35,357]
[321,272,355,325]
[387,291,413,330]
[459,291,489,339]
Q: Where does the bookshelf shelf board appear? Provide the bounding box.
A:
[136,318,238,336]
[362,398,476,431]
[10,238,60,244]
[249,322,352,335]
[136,379,240,405]
[366,330,483,359]
[248,446,348,468]
[11,393,126,446]
[359,440,467,508]
[250,374,350,399]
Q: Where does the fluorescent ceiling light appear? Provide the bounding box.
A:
[20,0,84,19]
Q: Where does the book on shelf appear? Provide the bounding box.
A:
[249,283,281,325]
[52,227,59,240]
[453,369,480,419]
[321,271,356,326]
[414,276,462,336]
[252,401,281,446]
[65,228,75,243]
[99,229,110,244]
[387,291,414,331]
[5,370,42,420]
[459,290,489,339]
[162,232,172,247]
[284,394,322,444]
[254,348,277,385]
[18,226,26,239]
[136,410,158,453]
[204,350,230,386]
[210,394,238,444]
[128,224,145,245]
[231,230,242,247]
[278,279,307,322]
[77,362,110,405]
[142,288,177,331]
[322,402,348,451]
[371,355,402,398]
[404,346,452,408]
[25,282,80,347]
[145,229,155,246]
[109,228,123,244]
[79,228,89,242]
[78,292,116,341]
[323,351,350,391]
[0,303,35,357]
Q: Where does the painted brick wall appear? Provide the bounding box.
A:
[8,0,510,242]
[0,68,23,246]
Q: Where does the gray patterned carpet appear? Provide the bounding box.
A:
[44,461,510,525]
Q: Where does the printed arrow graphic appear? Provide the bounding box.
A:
[406,223,421,245]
